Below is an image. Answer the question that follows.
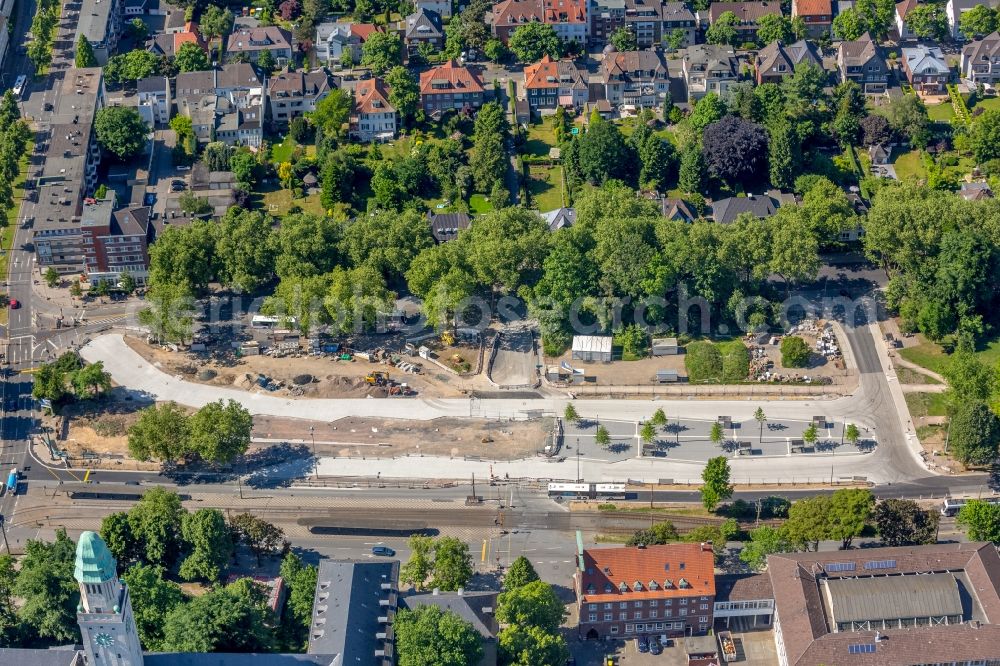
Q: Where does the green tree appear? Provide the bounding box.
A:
[200,5,235,39]
[70,361,112,398]
[44,266,60,288]
[651,408,668,426]
[970,109,1000,164]
[14,530,79,644]
[257,48,276,73]
[138,282,196,345]
[641,421,657,445]
[309,88,353,138]
[229,513,285,566]
[564,403,579,422]
[625,521,679,547]
[689,92,726,133]
[275,211,343,280]
[609,26,637,52]
[105,49,159,84]
[780,335,810,368]
[279,552,318,648]
[215,208,276,293]
[768,209,821,297]
[340,207,433,281]
[263,273,331,336]
[768,119,800,190]
[504,556,540,591]
[833,6,866,40]
[756,14,792,45]
[739,525,792,571]
[508,22,560,62]
[230,148,258,185]
[960,4,998,39]
[706,10,739,45]
[828,488,874,549]
[700,456,733,510]
[95,106,149,160]
[802,422,819,447]
[401,535,435,590]
[385,65,420,127]
[875,499,939,546]
[75,35,97,67]
[128,17,149,40]
[888,93,931,148]
[161,578,274,652]
[949,400,1000,466]
[470,101,509,192]
[119,271,137,294]
[595,425,611,448]
[100,511,141,567]
[127,402,191,462]
[710,421,724,446]
[176,42,211,72]
[957,499,1000,543]
[906,3,947,40]
[845,423,860,446]
[188,399,253,464]
[121,564,184,651]
[754,407,767,441]
[497,580,566,633]
[180,509,233,582]
[361,31,402,75]
[394,605,485,666]
[484,38,507,63]
[431,537,473,591]
[324,265,396,334]
[128,488,187,568]
[0,554,18,644]
[499,624,570,666]
[783,495,830,550]
[678,143,706,194]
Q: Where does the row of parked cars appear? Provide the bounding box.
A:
[637,635,674,655]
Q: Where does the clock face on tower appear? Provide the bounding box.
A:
[96,632,116,648]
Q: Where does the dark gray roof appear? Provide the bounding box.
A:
[822,572,963,624]
[711,192,789,224]
[428,211,471,242]
[137,76,169,94]
[145,654,342,665]
[405,8,443,40]
[308,560,398,661]
[401,591,499,639]
[0,648,81,666]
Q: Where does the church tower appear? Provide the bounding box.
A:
[74,531,144,666]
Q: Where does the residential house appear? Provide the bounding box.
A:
[662,2,698,48]
[77,0,124,65]
[491,0,589,45]
[660,197,695,222]
[428,211,472,242]
[176,64,264,147]
[947,0,1000,40]
[351,79,398,142]
[837,32,889,94]
[895,0,918,40]
[123,0,148,16]
[307,560,398,665]
[403,8,444,54]
[755,39,821,84]
[32,67,106,275]
[147,21,204,58]
[902,44,950,93]
[961,181,993,201]
[710,190,794,224]
[682,43,738,100]
[226,26,293,66]
[590,0,670,49]
[401,591,499,666]
[267,69,332,127]
[415,0,452,19]
[575,543,716,640]
[713,574,775,631]
[707,2,783,44]
[419,60,485,115]
[315,22,382,66]
[136,76,170,126]
[601,49,672,108]
[961,31,1000,87]
[523,54,588,113]
[542,207,576,230]
[791,0,832,36]
[768,543,1000,666]
[80,194,153,286]
[869,143,890,164]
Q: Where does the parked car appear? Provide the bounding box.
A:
[371,546,395,556]
[636,636,649,653]
[649,639,663,655]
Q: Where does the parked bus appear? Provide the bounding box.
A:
[941,496,1000,516]
[11,75,25,100]
[250,314,296,329]
[5,468,17,495]
[547,483,635,500]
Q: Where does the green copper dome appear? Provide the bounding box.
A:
[74,531,117,584]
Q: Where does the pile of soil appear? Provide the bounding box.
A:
[293,374,313,385]
[197,369,217,381]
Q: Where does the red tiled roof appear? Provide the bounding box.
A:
[896,0,918,19]
[173,30,202,53]
[523,54,585,89]
[579,544,716,603]
[351,23,383,41]
[708,1,783,23]
[354,79,395,114]
[793,0,831,16]
[419,60,484,94]
[493,0,587,26]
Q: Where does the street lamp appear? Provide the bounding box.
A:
[309,425,317,480]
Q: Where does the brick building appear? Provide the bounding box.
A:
[575,543,716,641]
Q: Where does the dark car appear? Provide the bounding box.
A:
[636,636,649,653]
[371,546,395,557]
[649,639,662,655]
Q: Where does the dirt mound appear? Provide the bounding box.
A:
[293,374,313,385]
[197,369,217,381]
[234,374,255,389]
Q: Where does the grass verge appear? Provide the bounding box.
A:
[904,392,950,418]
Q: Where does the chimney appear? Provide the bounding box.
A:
[702,542,713,553]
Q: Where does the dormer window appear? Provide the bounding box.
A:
[618,581,628,592]
[634,581,643,591]
[664,579,674,589]
[679,578,691,589]
[604,583,613,593]
[586,584,596,594]
[648,581,659,590]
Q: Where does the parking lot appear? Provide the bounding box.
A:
[568,630,778,666]
[562,415,876,464]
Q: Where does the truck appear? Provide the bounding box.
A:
[6,468,17,495]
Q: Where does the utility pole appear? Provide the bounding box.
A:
[0,516,9,554]
[310,425,317,479]
[576,443,581,482]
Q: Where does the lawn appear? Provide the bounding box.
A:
[927,102,955,122]
[970,96,1000,112]
[892,149,926,181]
[469,194,494,214]
[904,391,950,418]
[269,135,316,164]
[524,122,558,158]
[898,337,950,376]
[526,164,564,212]
[257,186,327,217]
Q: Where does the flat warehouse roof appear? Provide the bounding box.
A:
[822,573,963,625]
[572,335,612,353]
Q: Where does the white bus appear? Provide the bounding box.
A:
[941,496,1000,516]
[250,314,296,329]
[11,75,26,100]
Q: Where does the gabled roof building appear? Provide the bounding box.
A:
[419,60,485,115]
[755,39,821,84]
[524,54,588,112]
[961,31,1000,87]
[491,0,589,44]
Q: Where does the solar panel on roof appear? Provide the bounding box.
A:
[825,562,856,572]
[848,644,876,654]
[863,559,897,570]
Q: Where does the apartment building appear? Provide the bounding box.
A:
[523,54,588,112]
[419,60,485,115]
[77,0,124,64]
[682,43,738,100]
[600,49,673,108]
[267,69,332,127]
[350,79,398,142]
[491,0,589,44]
[961,31,1000,87]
